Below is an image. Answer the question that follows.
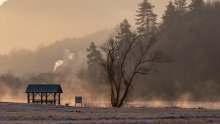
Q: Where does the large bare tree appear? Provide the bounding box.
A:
[101,21,169,107]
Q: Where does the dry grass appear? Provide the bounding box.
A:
[0,102,220,124]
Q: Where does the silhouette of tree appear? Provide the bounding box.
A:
[174,0,187,14]
[86,42,103,83]
[101,20,169,107]
[116,19,133,43]
[136,0,157,36]
[162,1,176,23]
[189,0,205,11]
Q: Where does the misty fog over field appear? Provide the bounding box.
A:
[0,0,220,108]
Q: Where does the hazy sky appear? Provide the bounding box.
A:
[0,0,7,5]
[0,0,179,54]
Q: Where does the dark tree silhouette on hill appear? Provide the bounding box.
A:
[136,0,157,36]
[162,1,176,23]
[86,42,103,83]
[189,0,205,11]
[174,0,187,14]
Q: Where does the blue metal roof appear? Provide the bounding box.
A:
[25,84,63,93]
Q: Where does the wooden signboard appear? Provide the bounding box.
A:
[75,96,82,106]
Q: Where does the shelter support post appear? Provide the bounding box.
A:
[27,93,30,103]
[46,93,48,104]
[32,93,35,103]
[58,93,60,105]
[54,93,56,105]
[41,93,43,104]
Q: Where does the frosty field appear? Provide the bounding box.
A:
[1,102,220,124]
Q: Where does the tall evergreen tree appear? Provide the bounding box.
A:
[86,42,102,79]
[116,19,134,49]
[174,0,187,14]
[116,19,132,41]
[162,1,176,23]
[136,0,157,36]
[189,0,205,11]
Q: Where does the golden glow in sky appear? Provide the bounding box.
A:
[0,0,7,5]
[0,0,181,54]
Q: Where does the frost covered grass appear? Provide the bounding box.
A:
[0,102,220,124]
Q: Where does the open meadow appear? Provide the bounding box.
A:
[1,102,220,124]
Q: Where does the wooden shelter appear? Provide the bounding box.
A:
[25,84,63,105]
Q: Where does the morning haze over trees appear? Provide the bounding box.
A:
[1,0,220,107]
